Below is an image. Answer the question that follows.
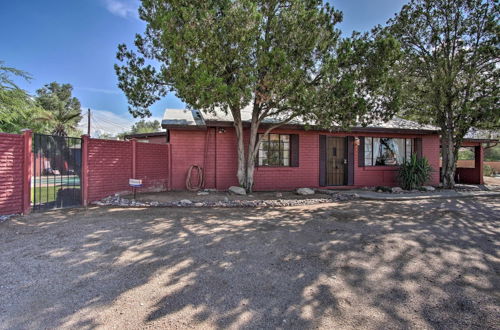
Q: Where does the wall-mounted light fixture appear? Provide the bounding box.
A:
[218,128,226,133]
[354,137,360,146]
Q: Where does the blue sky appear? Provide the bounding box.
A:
[0,0,407,134]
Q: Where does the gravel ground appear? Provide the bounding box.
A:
[96,190,358,208]
[0,197,499,329]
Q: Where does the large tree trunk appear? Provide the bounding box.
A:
[441,129,457,188]
[245,112,260,192]
[231,109,247,187]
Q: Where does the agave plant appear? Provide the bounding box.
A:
[397,154,433,190]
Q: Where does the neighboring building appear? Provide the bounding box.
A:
[124,132,169,144]
[161,107,446,191]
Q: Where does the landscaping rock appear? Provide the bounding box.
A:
[296,188,315,195]
[228,186,246,195]
[454,184,481,191]
[197,191,209,196]
[180,199,193,205]
[422,186,436,192]
[391,187,403,193]
[0,214,14,223]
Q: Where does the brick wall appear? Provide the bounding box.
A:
[85,138,170,202]
[0,132,29,215]
[253,129,319,190]
[86,139,133,202]
[136,142,169,192]
[169,128,442,190]
[457,160,500,171]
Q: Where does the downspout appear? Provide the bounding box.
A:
[168,143,173,191]
[203,128,210,188]
[215,127,218,190]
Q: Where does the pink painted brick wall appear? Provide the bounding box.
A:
[87,139,132,201]
[0,133,24,214]
[86,138,170,202]
[354,133,440,187]
[169,128,441,190]
[136,142,170,191]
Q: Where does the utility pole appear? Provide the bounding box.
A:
[87,108,91,136]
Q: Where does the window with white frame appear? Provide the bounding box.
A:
[364,137,413,166]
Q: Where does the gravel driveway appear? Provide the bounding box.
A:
[1,197,499,329]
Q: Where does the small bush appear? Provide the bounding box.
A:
[484,164,495,177]
[397,154,433,190]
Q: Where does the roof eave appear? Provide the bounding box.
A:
[204,120,439,134]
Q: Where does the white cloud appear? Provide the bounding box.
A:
[103,0,139,19]
[78,108,162,138]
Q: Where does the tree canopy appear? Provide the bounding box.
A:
[130,119,161,134]
[385,0,499,187]
[0,61,48,134]
[116,0,401,191]
[36,82,82,136]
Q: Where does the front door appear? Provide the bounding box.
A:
[326,137,347,185]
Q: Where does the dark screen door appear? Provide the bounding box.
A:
[326,137,347,185]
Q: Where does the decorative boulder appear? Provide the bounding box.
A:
[228,186,247,195]
[296,188,315,195]
[180,199,193,205]
[391,187,404,193]
[422,186,436,192]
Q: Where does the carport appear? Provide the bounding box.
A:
[454,136,498,184]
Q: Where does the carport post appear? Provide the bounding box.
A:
[21,129,32,215]
[475,145,484,185]
[81,135,90,206]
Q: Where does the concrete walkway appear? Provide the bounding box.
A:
[356,190,500,201]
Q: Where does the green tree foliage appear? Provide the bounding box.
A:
[485,144,500,162]
[385,0,499,188]
[36,82,82,136]
[130,119,161,134]
[0,60,31,90]
[97,132,117,140]
[115,0,401,191]
[457,147,474,160]
[0,61,48,133]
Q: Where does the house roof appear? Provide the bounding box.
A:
[463,128,500,142]
[124,131,167,139]
[162,107,440,134]
[162,108,207,130]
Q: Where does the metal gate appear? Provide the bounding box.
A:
[32,134,82,211]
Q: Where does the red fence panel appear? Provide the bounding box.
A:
[0,132,30,215]
[84,137,170,203]
[136,142,170,192]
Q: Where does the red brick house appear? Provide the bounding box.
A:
[160,108,444,191]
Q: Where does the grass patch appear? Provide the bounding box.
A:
[31,185,80,205]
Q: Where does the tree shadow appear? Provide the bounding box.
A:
[0,197,498,329]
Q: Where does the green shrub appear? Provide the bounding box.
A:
[484,164,495,177]
[397,154,433,190]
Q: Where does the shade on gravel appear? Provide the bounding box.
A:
[0,197,499,329]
